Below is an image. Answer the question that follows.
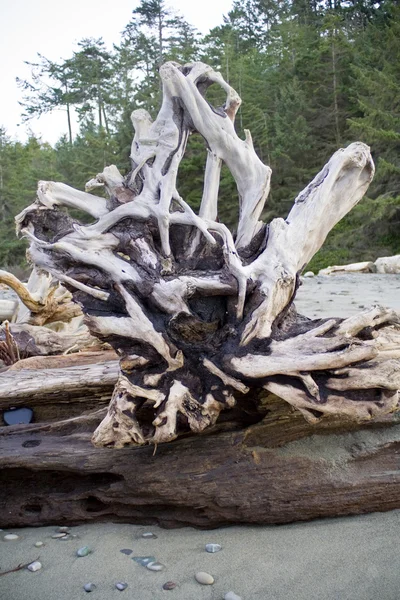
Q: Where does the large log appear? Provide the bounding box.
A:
[1,394,400,528]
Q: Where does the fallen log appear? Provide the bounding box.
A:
[1,395,400,528]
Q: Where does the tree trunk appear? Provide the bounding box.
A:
[2,387,400,528]
[9,60,400,523]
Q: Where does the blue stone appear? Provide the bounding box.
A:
[4,407,33,426]
[132,556,156,566]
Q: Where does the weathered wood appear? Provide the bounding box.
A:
[1,397,400,528]
[13,60,400,451]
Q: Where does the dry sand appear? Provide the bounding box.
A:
[296,272,400,319]
[1,273,400,600]
[1,511,400,600]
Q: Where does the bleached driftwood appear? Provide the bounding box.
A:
[16,61,400,448]
[375,255,400,274]
[318,261,377,275]
[0,269,99,361]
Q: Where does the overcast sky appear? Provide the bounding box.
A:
[0,0,232,145]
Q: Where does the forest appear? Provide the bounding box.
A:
[0,0,399,272]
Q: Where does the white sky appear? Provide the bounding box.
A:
[0,0,232,145]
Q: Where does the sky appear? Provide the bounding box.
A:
[0,0,233,145]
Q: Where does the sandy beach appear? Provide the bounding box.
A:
[1,510,400,600]
[1,273,400,600]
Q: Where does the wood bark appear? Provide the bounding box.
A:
[2,391,400,528]
[13,60,400,452]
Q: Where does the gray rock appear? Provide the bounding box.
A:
[195,572,214,585]
[142,532,158,539]
[120,548,133,555]
[146,561,165,571]
[34,541,44,548]
[77,546,92,557]
[205,543,222,553]
[27,561,42,572]
[115,582,128,591]
[224,593,242,600]
[83,583,96,593]
[58,526,70,533]
[52,533,67,538]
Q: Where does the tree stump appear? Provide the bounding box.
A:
[2,61,399,527]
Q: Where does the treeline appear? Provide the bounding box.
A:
[1,0,399,269]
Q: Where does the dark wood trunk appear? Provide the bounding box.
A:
[1,389,400,529]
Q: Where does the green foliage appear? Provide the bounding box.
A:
[2,0,399,269]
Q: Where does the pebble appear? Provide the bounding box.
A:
[163,581,177,590]
[27,561,42,572]
[120,548,133,555]
[77,546,92,557]
[142,532,157,539]
[205,543,222,553]
[60,535,71,541]
[52,533,67,538]
[195,572,214,585]
[3,534,19,541]
[146,561,165,572]
[224,593,242,600]
[115,582,128,591]
[84,583,96,593]
[58,526,70,533]
[132,556,156,566]
[34,541,44,548]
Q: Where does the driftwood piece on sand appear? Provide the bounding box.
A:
[1,61,400,528]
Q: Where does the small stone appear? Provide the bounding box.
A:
[115,582,128,591]
[3,534,19,541]
[224,593,242,600]
[52,533,67,538]
[58,526,70,533]
[84,583,96,593]
[142,532,157,539]
[120,548,133,555]
[205,543,222,553]
[34,541,44,548]
[303,271,315,278]
[195,572,214,585]
[132,556,156,566]
[163,581,177,590]
[27,561,42,572]
[146,561,165,572]
[77,546,92,557]
[60,535,71,541]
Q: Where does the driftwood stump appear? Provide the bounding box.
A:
[2,61,400,528]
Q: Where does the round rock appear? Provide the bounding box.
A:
[163,581,177,590]
[27,561,42,572]
[84,583,96,593]
[195,572,214,585]
[115,582,128,591]
[4,534,19,541]
[34,541,44,548]
[77,546,91,557]
[205,543,222,553]
[224,593,242,600]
